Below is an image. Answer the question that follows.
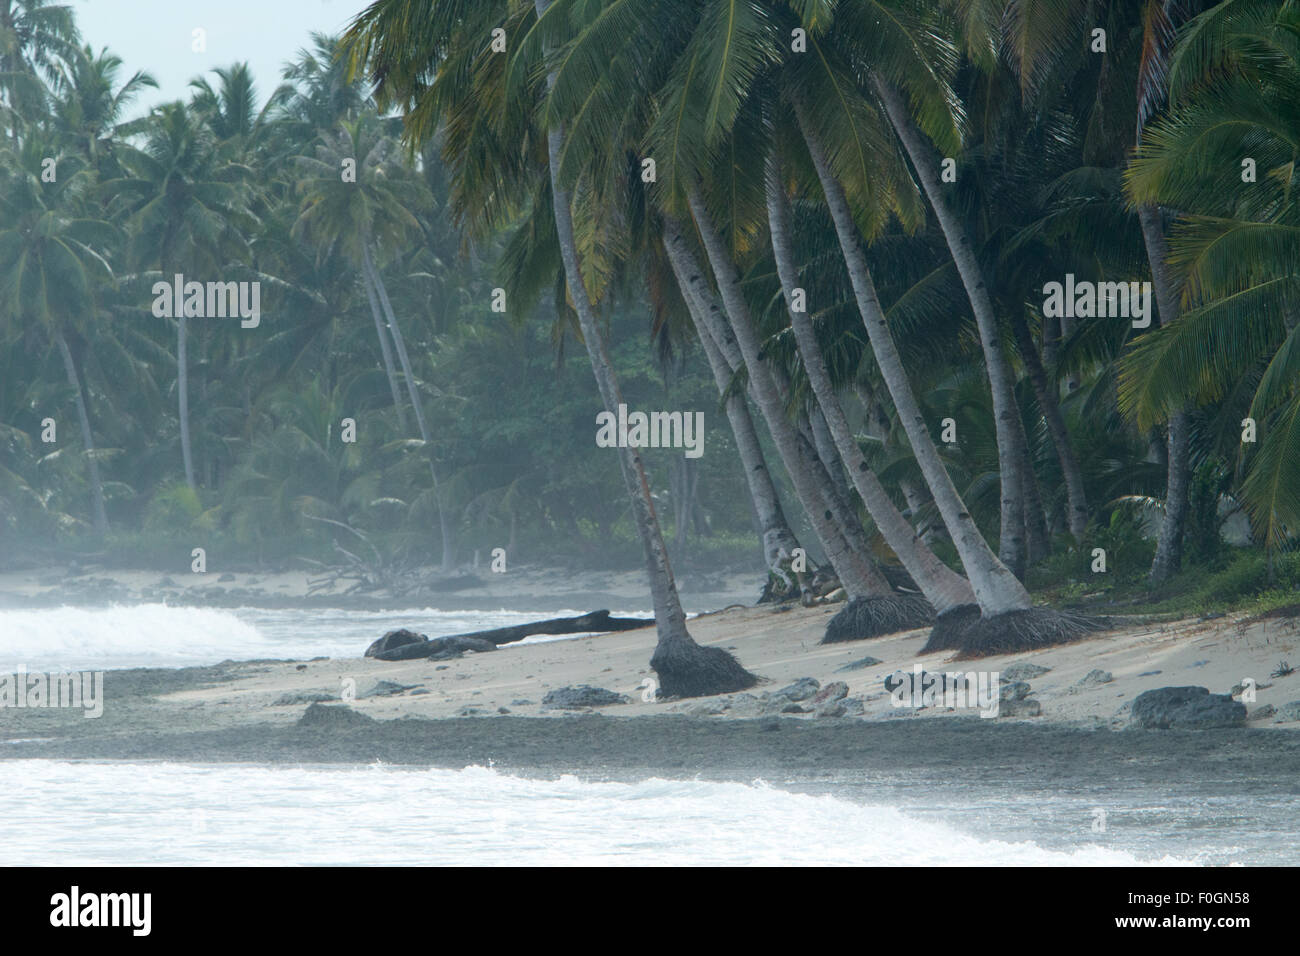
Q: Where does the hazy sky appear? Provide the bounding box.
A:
[70,0,372,116]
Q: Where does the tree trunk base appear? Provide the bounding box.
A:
[821,595,934,644]
[651,639,758,699]
[952,608,1107,659]
[920,604,982,653]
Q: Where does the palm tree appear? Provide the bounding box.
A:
[0,0,79,140]
[1123,0,1300,555]
[106,102,257,491]
[0,136,115,533]
[291,112,460,568]
[343,0,758,695]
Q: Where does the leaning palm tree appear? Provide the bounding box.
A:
[342,0,757,696]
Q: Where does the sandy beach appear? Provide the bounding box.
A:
[3,593,1299,771]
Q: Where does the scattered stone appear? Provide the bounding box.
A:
[999,698,1042,718]
[1137,670,1162,677]
[497,707,511,715]
[690,700,728,716]
[295,664,307,672]
[541,685,630,709]
[510,699,533,706]
[811,681,849,705]
[772,677,820,702]
[816,703,846,718]
[1077,669,1113,687]
[296,702,372,729]
[358,680,418,699]
[781,703,809,714]
[1248,704,1276,721]
[1276,701,1300,723]
[839,697,866,716]
[1002,662,1051,681]
[218,573,236,582]
[1000,681,1032,701]
[409,689,430,696]
[1129,686,1246,730]
[835,656,883,673]
[457,706,487,716]
[273,690,335,706]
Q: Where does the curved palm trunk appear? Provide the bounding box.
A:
[809,404,848,503]
[1010,308,1088,538]
[873,79,1030,577]
[664,211,891,600]
[361,268,409,432]
[664,243,803,578]
[364,241,455,571]
[796,410,879,564]
[532,0,753,696]
[764,156,974,612]
[177,310,196,491]
[57,332,108,535]
[796,108,1033,615]
[1139,203,1190,585]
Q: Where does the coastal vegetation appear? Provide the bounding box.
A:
[1,0,1298,692]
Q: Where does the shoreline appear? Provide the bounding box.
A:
[3,599,1299,766]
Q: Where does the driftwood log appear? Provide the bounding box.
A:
[365,610,654,661]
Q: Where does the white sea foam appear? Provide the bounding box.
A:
[0,605,648,671]
[0,761,1194,866]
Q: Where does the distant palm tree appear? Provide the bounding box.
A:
[0,135,116,532]
[106,102,257,491]
[292,112,457,568]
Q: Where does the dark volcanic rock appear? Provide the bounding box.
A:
[1129,686,1246,730]
[541,685,630,709]
[372,634,497,661]
[772,677,820,702]
[365,629,428,658]
[296,702,373,729]
[811,681,850,705]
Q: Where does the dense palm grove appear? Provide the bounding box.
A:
[2,0,1299,691]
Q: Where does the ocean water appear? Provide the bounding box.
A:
[0,760,1192,866]
[0,604,648,672]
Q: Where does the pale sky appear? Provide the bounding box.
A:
[70,0,372,116]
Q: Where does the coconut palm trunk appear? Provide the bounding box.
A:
[532,0,754,696]
[663,212,891,600]
[361,267,409,432]
[57,332,108,535]
[1009,309,1088,538]
[795,109,1034,616]
[176,308,196,491]
[1138,203,1190,585]
[664,243,803,581]
[764,154,974,613]
[872,78,1031,576]
[363,240,455,571]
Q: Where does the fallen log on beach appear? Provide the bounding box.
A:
[364,610,654,661]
